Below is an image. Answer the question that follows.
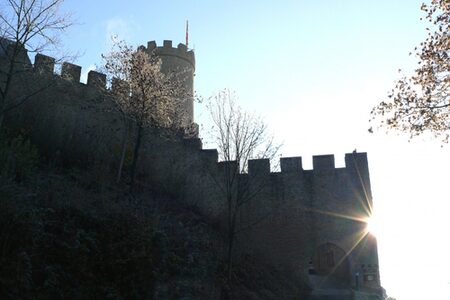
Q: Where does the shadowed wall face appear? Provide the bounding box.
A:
[312,242,351,284]
[233,153,380,296]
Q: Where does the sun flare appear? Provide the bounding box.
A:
[366,214,380,237]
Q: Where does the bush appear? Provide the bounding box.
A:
[0,162,221,299]
[0,192,160,299]
[0,133,39,182]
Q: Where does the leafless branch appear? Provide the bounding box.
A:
[204,89,281,281]
[0,0,74,128]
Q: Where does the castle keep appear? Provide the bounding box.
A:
[1,38,383,300]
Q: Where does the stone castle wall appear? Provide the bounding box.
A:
[0,41,382,299]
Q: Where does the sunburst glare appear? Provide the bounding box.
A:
[365,213,380,237]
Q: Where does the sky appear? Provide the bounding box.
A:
[48,1,450,299]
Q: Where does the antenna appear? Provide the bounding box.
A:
[186,20,189,48]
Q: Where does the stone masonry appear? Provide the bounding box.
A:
[0,38,384,300]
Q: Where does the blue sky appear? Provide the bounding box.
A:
[50,1,450,299]
[58,0,428,156]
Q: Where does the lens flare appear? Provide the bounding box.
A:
[366,214,379,236]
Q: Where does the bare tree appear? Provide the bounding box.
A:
[0,0,73,128]
[370,1,450,142]
[205,89,281,281]
[102,38,189,190]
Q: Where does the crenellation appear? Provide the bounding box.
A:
[177,43,187,52]
[280,156,303,173]
[183,137,202,149]
[144,40,195,69]
[312,154,335,170]
[163,40,172,48]
[61,62,81,82]
[0,37,14,56]
[34,53,55,75]
[218,160,238,176]
[147,40,157,51]
[345,152,368,173]
[87,70,106,88]
[248,159,270,176]
[345,152,372,200]
[201,149,218,163]
[209,154,371,177]
[199,150,219,175]
[0,38,30,66]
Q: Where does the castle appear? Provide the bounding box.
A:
[0,38,384,300]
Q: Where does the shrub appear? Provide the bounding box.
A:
[0,133,39,182]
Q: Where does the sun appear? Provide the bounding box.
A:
[366,214,380,237]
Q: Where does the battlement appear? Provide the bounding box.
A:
[312,154,335,170]
[143,40,195,69]
[31,53,108,89]
[34,54,55,74]
[201,152,369,177]
[3,38,194,90]
[0,36,195,132]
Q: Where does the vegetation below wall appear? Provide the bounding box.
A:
[0,132,310,299]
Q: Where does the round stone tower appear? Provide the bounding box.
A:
[144,40,195,127]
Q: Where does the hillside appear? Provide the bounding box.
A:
[0,133,310,299]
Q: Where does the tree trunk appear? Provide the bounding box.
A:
[227,227,234,282]
[129,124,143,193]
[227,194,237,282]
[0,113,4,132]
[116,119,130,183]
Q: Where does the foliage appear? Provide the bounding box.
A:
[0,194,159,298]
[0,166,220,299]
[102,38,187,129]
[371,1,450,141]
[102,38,189,187]
[0,131,38,182]
[205,89,281,281]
